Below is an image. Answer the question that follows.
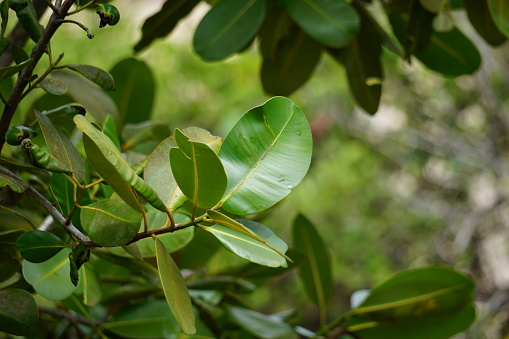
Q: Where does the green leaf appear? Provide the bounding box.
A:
[0,170,28,193]
[11,44,29,64]
[418,0,442,12]
[0,289,38,336]
[0,253,21,282]
[75,114,168,213]
[51,70,118,122]
[154,237,196,334]
[81,199,142,247]
[22,248,77,300]
[292,214,331,310]
[121,242,143,260]
[282,0,359,48]
[109,58,155,126]
[346,266,476,339]
[0,58,32,82]
[193,0,266,61]
[36,110,85,182]
[227,306,297,339]
[79,262,102,306]
[170,129,227,210]
[199,222,288,268]
[488,0,509,37]
[39,77,68,96]
[134,0,200,52]
[466,0,506,45]
[183,126,223,154]
[219,97,312,215]
[261,25,322,96]
[16,230,67,263]
[101,114,120,149]
[101,299,181,338]
[67,64,116,91]
[328,4,383,114]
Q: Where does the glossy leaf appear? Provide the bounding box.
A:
[228,306,297,339]
[282,0,359,48]
[36,110,85,182]
[261,25,322,96]
[81,199,142,247]
[170,129,227,210]
[292,214,331,309]
[154,236,196,334]
[0,170,28,193]
[67,64,116,91]
[466,0,506,45]
[0,58,32,82]
[22,248,77,300]
[199,222,288,268]
[39,77,68,96]
[16,230,67,263]
[329,4,383,114]
[109,58,155,126]
[219,97,312,215]
[0,289,38,335]
[102,299,180,338]
[193,0,266,61]
[52,71,118,122]
[346,266,476,339]
[134,0,200,52]
[488,0,509,37]
[75,114,168,212]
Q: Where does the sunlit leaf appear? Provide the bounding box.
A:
[0,289,38,335]
[16,230,67,263]
[67,64,116,91]
[292,214,331,310]
[282,0,359,47]
[154,237,196,334]
[81,199,142,247]
[219,97,312,215]
[22,248,77,300]
[193,0,266,60]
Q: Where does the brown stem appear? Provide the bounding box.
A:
[0,0,77,152]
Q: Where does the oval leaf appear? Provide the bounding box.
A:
[22,248,77,300]
[16,230,67,263]
[464,0,506,46]
[0,58,32,82]
[154,237,196,334]
[0,289,38,335]
[292,214,332,310]
[193,0,266,61]
[39,77,68,95]
[282,0,359,47]
[81,199,142,247]
[170,129,227,210]
[199,221,288,268]
[36,110,85,182]
[75,114,168,213]
[219,97,312,215]
[488,0,509,38]
[67,64,116,91]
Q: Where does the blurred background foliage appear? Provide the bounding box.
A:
[3,0,509,337]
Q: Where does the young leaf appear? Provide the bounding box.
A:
[346,266,476,339]
[199,223,288,268]
[36,110,85,182]
[16,230,67,263]
[109,58,155,126]
[134,0,200,52]
[154,236,196,334]
[22,248,77,300]
[170,129,227,210]
[261,25,322,96]
[281,0,359,48]
[81,199,142,247]
[67,64,116,91]
[227,306,297,339]
[75,114,168,213]
[219,97,312,215]
[0,289,38,336]
[292,214,332,311]
[193,0,266,60]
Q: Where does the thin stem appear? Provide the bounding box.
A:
[67,0,96,15]
[57,19,94,38]
[313,311,351,338]
[39,306,103,327]
[21,52,65,99]
[45,0,59,13]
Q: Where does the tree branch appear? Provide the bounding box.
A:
[0,0,77,152]
[39,306,103,327]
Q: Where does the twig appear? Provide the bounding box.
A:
[57,19,94,38]
[21,52,65,99]
[0,0,77,152]
[39,306,102,327]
